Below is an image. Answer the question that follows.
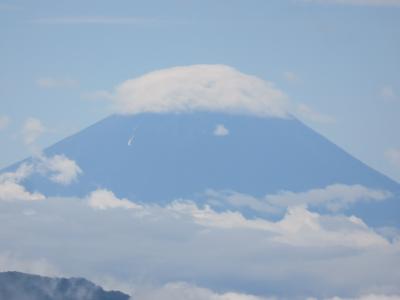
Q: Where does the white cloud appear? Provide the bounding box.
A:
[33,16,158,25]
[0,153,82,202]
[169,201,389,248]
[385,148,400,169]
[38,154,82,185]
[92,64,334,125]
[0,163,45,202]
[22,117,46,145]
[295,103,335,124]
[0,163,33,183]
[87,189,141,210]
[36,77,79,89]
[108,65,290,118]
[208,184,391,214]
[213,124,229,136]
[0,181,45,202]
[265,184,391,212]
[303,0,400,6]
[0,115,10,130]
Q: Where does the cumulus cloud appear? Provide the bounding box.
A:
[107,65,290,118]
[207,184,391,214]
[0,154,82,202]
[303,0,400,6]
[0,115,10,130]
[0,164,45,202]
[22,117,46,145]
[0,181,45,202]
[385,148,400,169]
[36,77,79,89]
[213,124,229,136]
[87,189,141,210]
[37,154,82,185]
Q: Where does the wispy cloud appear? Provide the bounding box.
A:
[36,77,79,89]
[207,184,391,214]
[0,115,10,131]
[0,4,20,11]
[283,71,299,83]
[295,103,335,124]
[381,85,397,101]
[32,16,158,25]
[22,117,46,145]
[385,148,400,169]
[302,0,400,6]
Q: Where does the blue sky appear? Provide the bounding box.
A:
[1,0,400,182]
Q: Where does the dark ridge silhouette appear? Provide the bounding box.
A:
[0,271,130,300]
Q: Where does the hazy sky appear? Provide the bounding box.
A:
[0,0,399,184]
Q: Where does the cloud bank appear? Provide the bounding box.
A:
[0,189,399,299]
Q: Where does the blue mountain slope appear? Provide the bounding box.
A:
[5,112,400,226]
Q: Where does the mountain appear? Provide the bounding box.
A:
[5,112,400,226]
[0,271,130,300]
